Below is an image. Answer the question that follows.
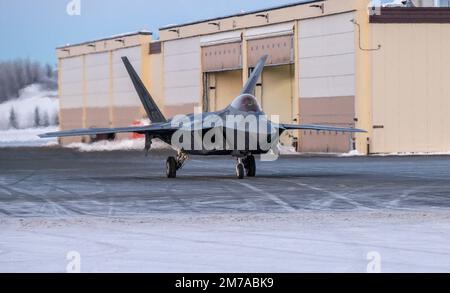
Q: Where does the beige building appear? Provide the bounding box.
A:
[56,31,158,143]
[56,0,450,154]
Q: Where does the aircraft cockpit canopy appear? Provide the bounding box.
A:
[230,94,262,113]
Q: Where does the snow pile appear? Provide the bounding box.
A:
[0,84,58,130]
[0,127,58,147]
[339,150,364,157]
[277,143,300,155]
[374,151,450,157]
[66,138,170,152]
[1,211,450,272]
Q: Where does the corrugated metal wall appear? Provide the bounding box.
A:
[371,23,450,153]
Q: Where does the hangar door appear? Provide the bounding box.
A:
[164,37,201,117]
[85,52,111,128]
[201,32,243,112]
[60,56,84,130]
[59,56,84,144]
[112,46,143,128]
[246,23,296,146]
[298,12,356,153]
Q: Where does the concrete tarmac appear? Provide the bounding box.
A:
[1,148,450,217]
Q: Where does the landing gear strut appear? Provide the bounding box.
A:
[235,155,256,179]
[236,159,245,180]
[166,151,189,178]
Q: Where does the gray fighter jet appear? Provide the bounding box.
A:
[40,55,365,179]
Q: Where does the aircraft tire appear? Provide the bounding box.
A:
[166,157,177,178]
[246,155,256,177]
[236,163,245,179]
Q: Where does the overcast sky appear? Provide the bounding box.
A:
[0,0,312,65]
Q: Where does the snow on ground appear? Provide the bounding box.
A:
[0,127,58,147]
[0,211,449,273]
[340,150,450,157]
[65,138,171,152]
[0,84,59,147]
[339,150,365,157]
[277,144,300,155]
[65,140,297,153]
[374,151,450,156]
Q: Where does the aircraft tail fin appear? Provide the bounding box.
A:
[121,57,167,123]
[240,55,268,95]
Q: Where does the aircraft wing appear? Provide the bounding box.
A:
[281,124,366,133]
[39,123,178,138]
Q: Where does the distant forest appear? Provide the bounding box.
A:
[0,59,57,103]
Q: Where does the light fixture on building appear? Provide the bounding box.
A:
[62,48,70,55]
[256,13,269,23]
[115,39,125,45]
[169,29,180,37]
[310,3,325,14]
[87,43,96,49]
[208,22,221,30]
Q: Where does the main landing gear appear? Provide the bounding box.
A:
[166,152,256,179]
[166,151,189,178]
[235,155,256,179]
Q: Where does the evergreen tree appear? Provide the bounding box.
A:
[34,107,41,127]
[53,113,60,126]
[42,112,50,127]
[9,108,18,129]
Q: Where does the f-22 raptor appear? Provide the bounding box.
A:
[40,55,365,179]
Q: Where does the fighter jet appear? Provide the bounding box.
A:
[40,55,366,179]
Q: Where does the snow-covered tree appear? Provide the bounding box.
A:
[0,59,57,103]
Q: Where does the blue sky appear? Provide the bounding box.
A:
[0,0,310,66]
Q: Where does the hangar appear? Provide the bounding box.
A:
[56,0,450,154]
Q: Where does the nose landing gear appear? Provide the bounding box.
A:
[236,161,245,179]
[166,151,189,178]
[235,155,256,179]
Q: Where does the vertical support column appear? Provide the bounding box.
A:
[140,39,151,119]
[354,0,372,155]
[82,54,87,129]
[57,58,63,145]
[57,58,63,129]
[255,72,263,106]
[209,73,216,112]
[242,31,249,87]
[108,50,114,127]
[161,42,166,117]
[202,72,209,112]
[199,45,204,112]
[293,20,301,151]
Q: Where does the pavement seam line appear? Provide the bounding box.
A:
[237,181,296,212]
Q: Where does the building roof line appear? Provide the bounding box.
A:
[159,0,323,30]
[56,31,152,50]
